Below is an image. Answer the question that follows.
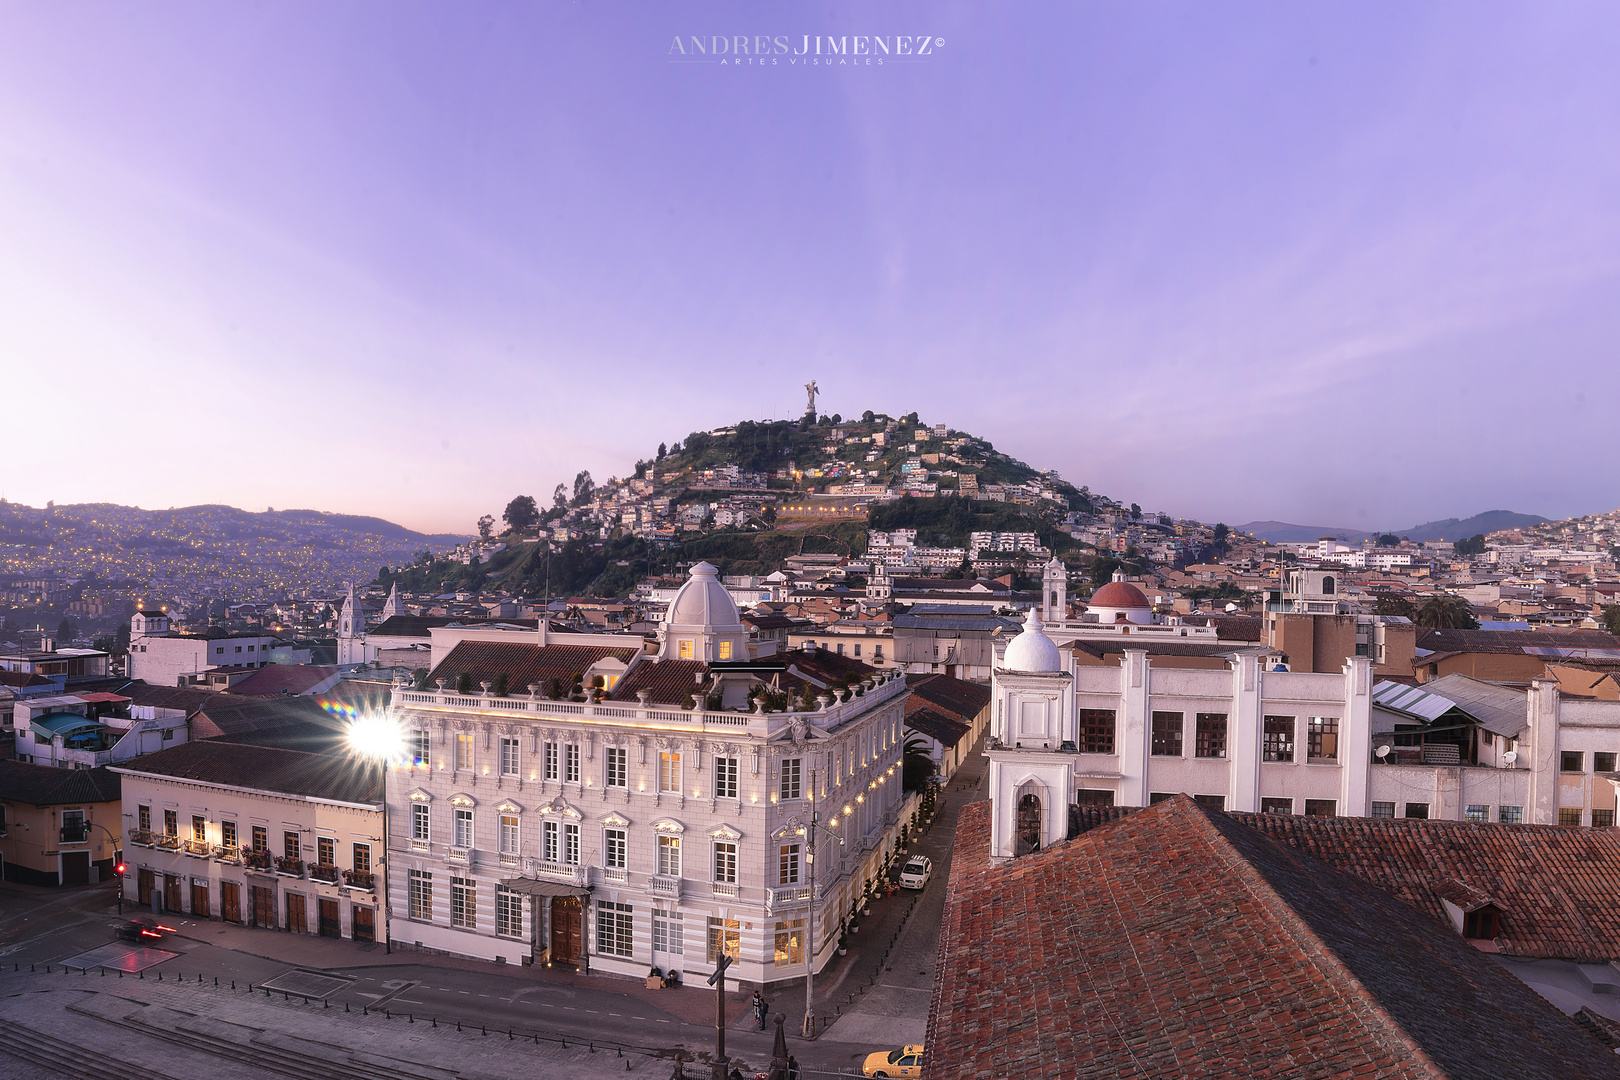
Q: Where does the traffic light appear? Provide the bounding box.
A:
[115,861,127,877]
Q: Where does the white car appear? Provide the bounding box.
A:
[897,855,932,890]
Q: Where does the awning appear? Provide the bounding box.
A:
[499,877,592,899]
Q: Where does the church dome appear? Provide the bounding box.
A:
[1089,581,1150,610]
[666,562,743,631]
[1002,607,1062,674]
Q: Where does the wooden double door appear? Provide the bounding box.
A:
[137,869,155,907]
[318,898,341,938]
[286,893,308,934]
[221,881,241,923]
[191,881,209,918]
[352,905,375,942]
[550,896,582,968]
[250,884,276,928]
[163,874,182,913]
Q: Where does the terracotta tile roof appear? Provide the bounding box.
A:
[608,659,709,705]
[928,797,1620,1079]
[427,641,639,694]
[1416,627,1620,656]
[904,674,990,722]
[369,615,537,639]
[191,696,347,754]
[782,648,874,688]
[224,665,340,697]
[902,705,969,750]
[113,681,231,715]
[0,669,54,689]
[0,760,121,805]
[112,740,382,805]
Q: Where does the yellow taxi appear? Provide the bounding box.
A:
[861,1044,925,1078]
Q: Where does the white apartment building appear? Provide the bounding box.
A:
[127,609,280,687]
[385,563,909,992]
[984,608,1620,858]
[113,741,386,942]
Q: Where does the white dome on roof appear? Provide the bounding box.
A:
[1002,606,1062,674]
[666,562,744,632]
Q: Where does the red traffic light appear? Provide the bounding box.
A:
[115,862,127,877]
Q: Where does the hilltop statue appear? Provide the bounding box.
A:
[803,380,818,417]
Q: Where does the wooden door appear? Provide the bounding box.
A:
[164,874,182,912]
[318,898,341,938]
[191,881,210,918]
[352,905,374,942]
[286,892,307,934]
[221,881,241,923]
[138,868,154,907]
[550,896,582,967]
[61,852,90,886]
[251,885,275,928]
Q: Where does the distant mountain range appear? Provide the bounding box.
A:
[1239,510,1549,544]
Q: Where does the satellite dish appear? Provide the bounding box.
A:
[1375,745,1390,760]
[1503,750,1518,765]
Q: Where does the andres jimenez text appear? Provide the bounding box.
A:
[668,35,943,62]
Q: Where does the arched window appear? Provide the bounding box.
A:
[1321,576,1335,595]
[1050,592,1058,609]
[1016,792,1043,857]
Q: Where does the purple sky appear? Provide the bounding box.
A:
[4,3,1618,535]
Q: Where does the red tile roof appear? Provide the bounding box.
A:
[113,740,382,804]
[608,659,709,705]
[904,674,990,722]
[927,797,1620,1079]
[427,641,638,694]
[225,665,340,697]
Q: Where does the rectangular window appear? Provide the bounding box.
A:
[678,640,694,660]
[317,836,335,866]
[222,820,238,849]
[454,808,474,848]
[412,804,430,841]
[1596,752,1618,773]
[284,831,300,860]
[192,815,207,842]
[714,757,739,800]
[706,916,740,962]
[1371,801,1395,819]
[1193,794,1225,810]
[778,843,801,885]
[597,901,633,957]
[1078,709,1116,754]
[718,640,734,660]
[456,732,474,771]
[164,809,178,838]
[1593,809,1615,828]
[139,805,151,832]
[774,919,805,965]
[713,841,738,883]
[1559,808,1583,827]
[1404,803,1429,819]
[1307,716,1339,761]
[657,835,681,877]
[605,747,628,789]
[1263,716,1295,763]
[1194,713,1227,759]
[408,869,432,920]
[353,843,371,874]
[500,737,520,776]
[1560,751,1584,773]
[451,876,475,928]
[659,752,681,793]
[496,885,522,938]
[780,758,803,800]
[544,821,559,863]
[545,743,560,780]
[1465,804,1489,823]
[1150,712,1183,757]
[653,910,685,954]
[252,825,268,852]
[1303,799,1336,818]
[1498,805,1523,824]
[499,815,519,854]
[565,744,580,783]
[605,828,627,869]
[853,644,862,657]
[565,823,580,865]
[1148,792,1175,805]
[411,730,430,767]
[1260,797,1292,814]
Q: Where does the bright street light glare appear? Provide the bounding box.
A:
[342,708,404,762]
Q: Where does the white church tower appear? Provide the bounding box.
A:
[986,607,1077,860]
[337,583,368,667]
[381,581,402,621]
[1041,556,1067,623]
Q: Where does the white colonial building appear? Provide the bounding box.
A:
[984,608,1620,860]
[384,563,910,991]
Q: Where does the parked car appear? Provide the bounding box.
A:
[897,855,932,890]
[862,1045,925,1078]
[117,918,175,943]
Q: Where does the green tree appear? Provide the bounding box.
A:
[1375,593,1416,618]
[657,442,667,461]
[552,483,568,513]
[1601,605,1620,636]
[902,737,935,793]
[1212,522,1230,543]
[1415,594,1478,630]
[1375,533,1400,547]
[1090,556,1122,585]
[55,616,79,641]
[1454,534,1488,556]
[572,470,596,507]
[477,515,494,540]
[503,495,539,531]
[1130,503,1141,520]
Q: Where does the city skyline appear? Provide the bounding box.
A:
[5,2,1619,534]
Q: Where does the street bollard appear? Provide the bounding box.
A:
[409,1013,413,1023]
[482,1024,487,1036]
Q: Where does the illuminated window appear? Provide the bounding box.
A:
[718,641,733,660]
[605,747,627,788]
[657,835,681,877]
[706,916,740,962]
[678,640,693,660]
[778,843,800,885]
[659,752,681,793]
[455,732,474,770]
[713,841,738,883]
[714,757,739,799]
[774,919,805,965]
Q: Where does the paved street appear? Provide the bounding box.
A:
[0,744,986,1079]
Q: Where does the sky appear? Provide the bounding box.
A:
[3,2,1619,536]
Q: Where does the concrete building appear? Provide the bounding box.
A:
[113,741,385,942]
[10,692,188,768]
[127,609,280,687]
[383,562,910,995]
[0,760,122,885]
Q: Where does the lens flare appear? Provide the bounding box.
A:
[340,706,404,763]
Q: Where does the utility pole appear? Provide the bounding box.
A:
[708,952,733,1080]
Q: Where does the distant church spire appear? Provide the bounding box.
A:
[382,581,402,621]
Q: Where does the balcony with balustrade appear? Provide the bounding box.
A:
[243,849,273,870]
[533,860,586,887]
[274,856,305,878]
[649,875,682,900]
[342,869,376,891]
[183,840,213,859]
[309,863,341,884]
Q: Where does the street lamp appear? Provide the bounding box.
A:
[784,774,843,1039]
[85,821,123,915]
[343,695,405,953]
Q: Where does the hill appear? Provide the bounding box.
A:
[1398,511,1548,542]
[1237,521,1373,543]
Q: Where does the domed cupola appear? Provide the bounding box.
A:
[659,562,749,662]
[1086,570,1155,625]
[1001,605,1063,674]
